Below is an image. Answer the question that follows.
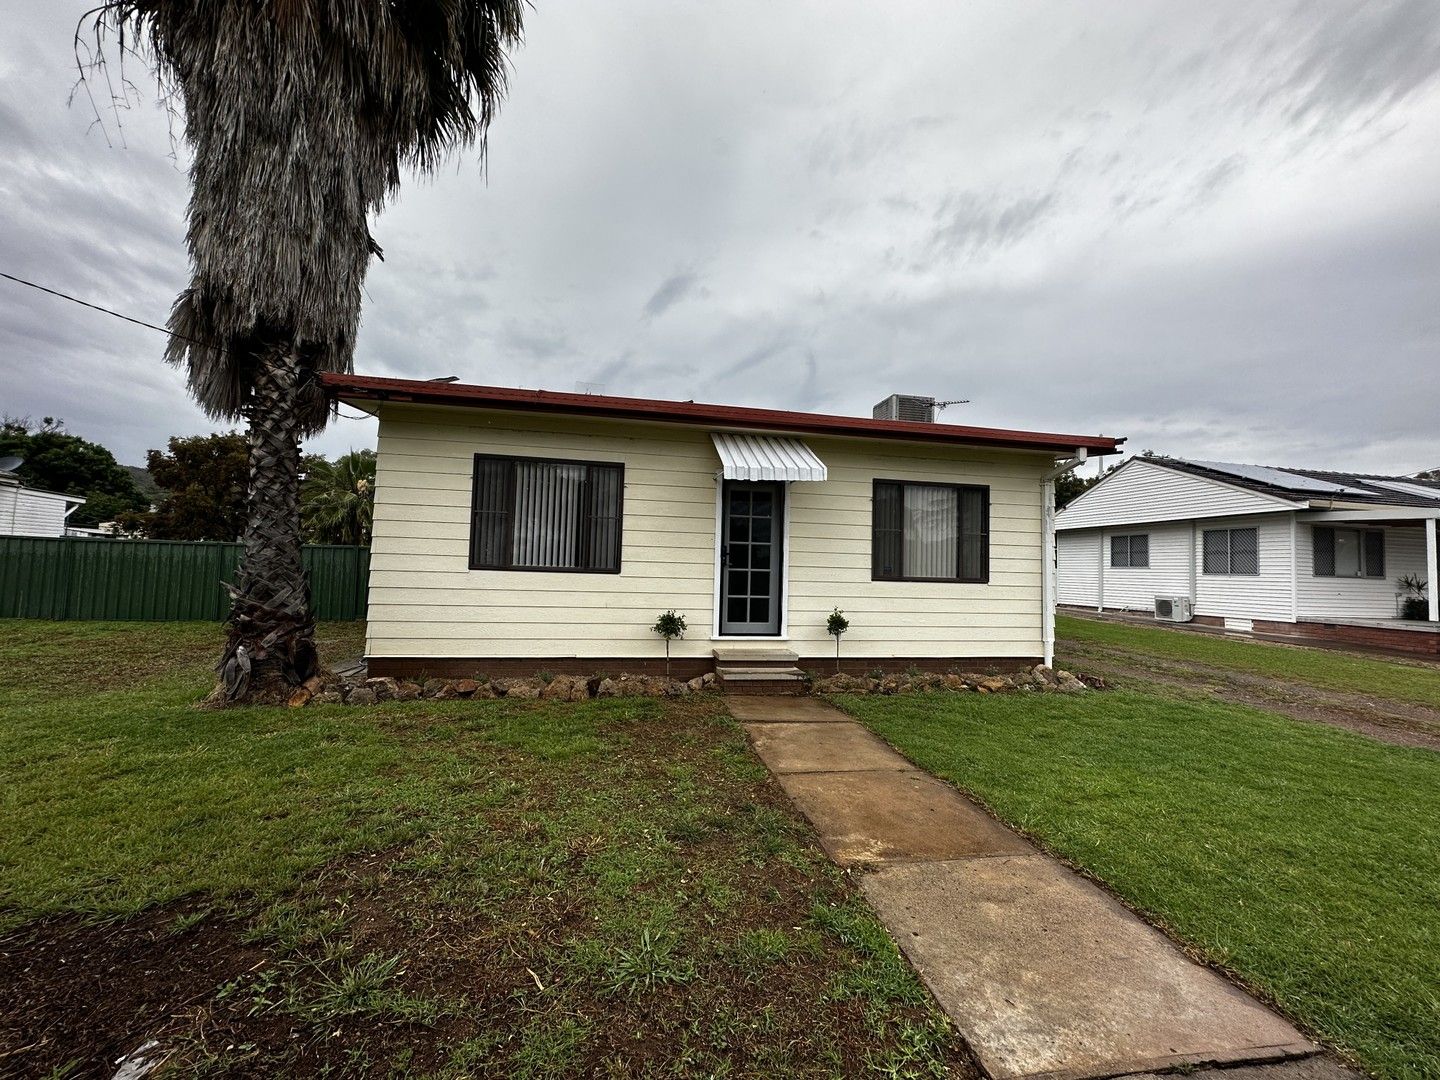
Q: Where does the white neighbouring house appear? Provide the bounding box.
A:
[323,374,1123,681]
[1056,456,1440,655]
[0,467,86,537]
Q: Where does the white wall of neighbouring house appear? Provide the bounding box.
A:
[1191,512,1295,624]
[0,482,77,538]
[1056,529,1099,607]
[1296,522,1428,621]
[364,404,1055,664]
[1056,457,1293,530]
[1057,513,1296,625]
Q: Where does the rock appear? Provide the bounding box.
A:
[813,672,870,694]
[470,679,497,699]
[942,673,970,692]
[979,676,1010,693]
[312,690,343,705]
[1055,673,1087,693]
[431,681,459,700]
[422,678,448,698]
[701,672,717,687]
[686,675,706,692]
[596,677,619,698]
[365,677,400,701]
[452,678,479,697]
[501,678,542,700]
[345,686,377,706]
[541,674,590,702]
[286,686,313,708]
[878,676,903,695]
[1032,664,1059,686]
[395,681,423,701]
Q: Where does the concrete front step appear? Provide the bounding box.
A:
[713,647,800,670]
[716,664,808,696]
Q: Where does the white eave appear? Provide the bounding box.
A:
[711,432,828,482]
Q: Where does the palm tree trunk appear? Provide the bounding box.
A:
[217,342,318,702]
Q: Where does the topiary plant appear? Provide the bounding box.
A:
[652,610,687,678]
[826,608,850,673]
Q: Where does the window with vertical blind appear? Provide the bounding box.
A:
[871,479,989,583]
[1312,526,1384,578]
[470,454,624,572]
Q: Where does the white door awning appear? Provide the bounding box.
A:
[711,432,828,482]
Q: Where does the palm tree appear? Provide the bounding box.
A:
[303,450,376,546]
[93,2,525,702]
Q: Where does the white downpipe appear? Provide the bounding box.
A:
[1428,518,1439,624]
[1041,449,1088,669]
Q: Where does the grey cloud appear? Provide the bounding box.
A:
[930,192,1057,257]
[641,269,699,320]
[3,1,1439,474]
[1273,0,1440,130]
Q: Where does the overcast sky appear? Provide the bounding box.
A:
[2,2,1438,477]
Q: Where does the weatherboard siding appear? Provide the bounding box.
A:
[1295,522,1427,621]
[1056,530,1099,606]
[1056,514,1294,622]
[366,404,1052,662]
[0,485,73,538]
[1056,458,1295,531]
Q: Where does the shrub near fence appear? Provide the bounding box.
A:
[0,537,369,621]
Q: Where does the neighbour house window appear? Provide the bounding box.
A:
[1201,527,1259,575]
[470,454,623,572]
[1312,526,1384,578]
[1110,534,1150,568]
[872,480,989,583]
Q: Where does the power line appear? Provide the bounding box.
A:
[0,270,200,344]
[1,269,376,422]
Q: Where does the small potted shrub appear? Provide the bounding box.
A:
[826,608,849,673]
[652,610,687,678]
[1397,574,1430,621]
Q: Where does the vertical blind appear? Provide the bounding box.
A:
[872,481,988,582]
[470,455,623,571]
[1313,526,1384,578]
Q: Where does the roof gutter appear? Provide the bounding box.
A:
[1040,449,1089,669]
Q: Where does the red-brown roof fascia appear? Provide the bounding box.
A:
[322,373,1124,456]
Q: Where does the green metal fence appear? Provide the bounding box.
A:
[0,537,369,621]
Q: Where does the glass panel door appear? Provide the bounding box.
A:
[720,481,783,635]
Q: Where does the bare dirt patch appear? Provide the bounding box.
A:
[1063,640,1440,751]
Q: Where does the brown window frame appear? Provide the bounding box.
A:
[1312,526,1384,579]
[871,478,990,584]
[469,453,625,574]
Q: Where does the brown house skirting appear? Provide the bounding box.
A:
[1252,620,1440,656]
[365,656,1044,680]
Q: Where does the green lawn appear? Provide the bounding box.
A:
[1058,613,1440,709]
[0,620,963,1078]
[833,688,1440,1080]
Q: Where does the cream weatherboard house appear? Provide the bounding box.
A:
[1056,456,1440,655]
[324,375,1121,682]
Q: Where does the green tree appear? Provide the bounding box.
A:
[125,432,249,541]
[302,449,376,545]
[0,416,147,527]
[94,1,526,701]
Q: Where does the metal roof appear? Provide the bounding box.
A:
[711,433,827,482]
[322,374,1125,456]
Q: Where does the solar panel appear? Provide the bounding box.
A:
[1186,460,1375,497]
[1366,479,1440,504]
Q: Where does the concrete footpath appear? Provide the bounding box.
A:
[729,696,1342,1080]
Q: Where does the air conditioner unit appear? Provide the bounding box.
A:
[1154,596,1193,623]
